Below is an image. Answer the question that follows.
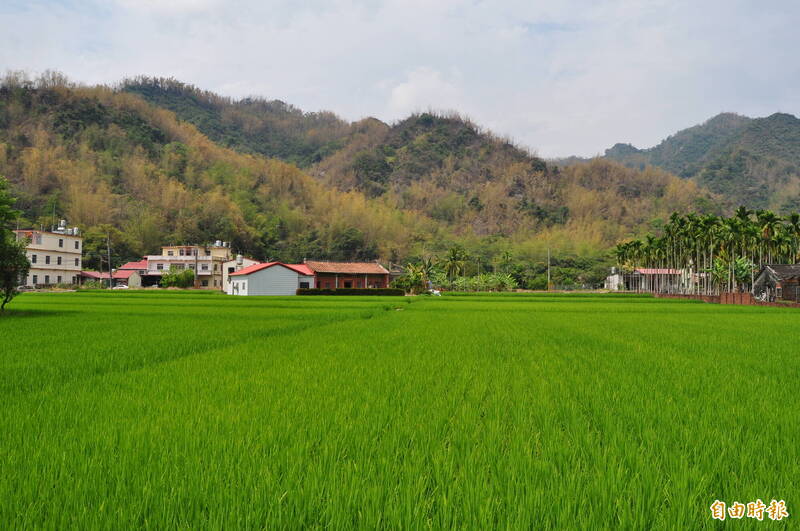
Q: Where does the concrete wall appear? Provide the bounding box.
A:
[222,258,259,293]
[26,268,81,286]
[15,230,83,286]
[229,278,248,296]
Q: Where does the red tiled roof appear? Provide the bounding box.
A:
[229,262,314,277]
[304,261,389,275]
[119,259,148,270]
[635,268,680,275]
[113,270,136,279]
[81,270,110,279]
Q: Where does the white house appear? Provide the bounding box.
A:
[222,255,260,293]
[227,262,315,296]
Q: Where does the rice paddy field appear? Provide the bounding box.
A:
[1,291,797,529]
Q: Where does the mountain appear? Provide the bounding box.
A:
[0,72,715,286]
[123,78,713,239]
[122,77,353,167]
[602,112,800,210]
[0,73,432,268]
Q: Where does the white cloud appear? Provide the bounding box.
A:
[388,67,463,116]
[0,0,799,156]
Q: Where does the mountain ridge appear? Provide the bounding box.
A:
[599,111,800,210]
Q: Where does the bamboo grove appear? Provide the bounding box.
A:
[615,208,800,294]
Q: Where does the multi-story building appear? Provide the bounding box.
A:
[144,241,232,289]
[14,220,83,287]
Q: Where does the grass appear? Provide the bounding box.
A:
[1,291,797,528]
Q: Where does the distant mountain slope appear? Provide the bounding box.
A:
[122,77,353,167]
[603,112,800,210]
[312,111,716,242]
[125,79,713,247]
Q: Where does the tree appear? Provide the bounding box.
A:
[442,246,467,283]
[0,176,30,311]
[161,266,195,288]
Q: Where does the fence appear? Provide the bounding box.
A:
[654,292,800,308]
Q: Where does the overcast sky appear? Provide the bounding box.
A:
[2,0,799,157]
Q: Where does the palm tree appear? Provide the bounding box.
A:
[787,213,800,262]
[442,246,467,285]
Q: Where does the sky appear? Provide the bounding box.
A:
[2,0,799,157]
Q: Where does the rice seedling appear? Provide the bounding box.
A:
[1,292,796,528]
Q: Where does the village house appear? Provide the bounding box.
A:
[228,260,391,295]
[753,264,800,302]
[144,241,232,289]
[228,262,315,296]
[604,267,689,293]
[305,261,390,289]
[14,220,83,287]
[114,259,148,288]
[222,255,260,293]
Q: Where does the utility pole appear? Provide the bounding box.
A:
[106,234,113,289]
[194,247,199,289]
[547,247,551,291]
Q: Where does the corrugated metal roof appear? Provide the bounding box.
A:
[634,268,681,275]
[764,264,800,280]
[229,262,313,277]
[119,259,148,270]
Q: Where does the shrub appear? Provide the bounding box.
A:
[161,267,195,288]
[297,288,404,296]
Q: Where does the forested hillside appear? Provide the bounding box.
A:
[603,112,800,210]
[0,73,432,268]
[123,77,352,167]
[0,73,716,286]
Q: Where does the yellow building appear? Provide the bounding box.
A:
[145,241,232,289]
[14,221,83,287]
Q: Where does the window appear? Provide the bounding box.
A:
[344,281,352,288]
[213,279,218,287]
[58,238,63,248]
[205,250,211,256]
[188,264,195,270]
[45,256,50,265]
[227,267,233,274]
[214,264,219,272]
[74,241,79,250]
[300,281,310,289]
[75,258,79,267]
[174,264,184,270]
[72,276,77,284]
[201,280,208,287]
[57,276,62,283]
[202,264,209,271]
[32,275,38,285]
[156,264,164,270]
[57,256,62,265]
[168,250,174,256]
[45,275,50,284]
[31,254,37,264]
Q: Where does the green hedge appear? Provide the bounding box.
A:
[296,288,404,296]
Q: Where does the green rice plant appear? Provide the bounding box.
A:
[0,292,797,528]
